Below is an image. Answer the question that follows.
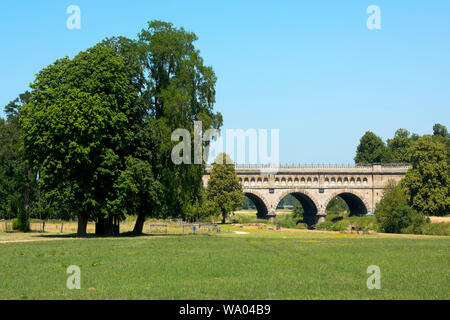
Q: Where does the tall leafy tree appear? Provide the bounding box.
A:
[354,131,386,164]
[131,21,222,230]
[20,45,137,236]
[206,153,243,223]
[403,136,450,216]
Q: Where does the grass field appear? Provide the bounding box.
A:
[0,223,449,300]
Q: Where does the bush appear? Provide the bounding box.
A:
[12,218,30,232]
[316,220,333,230]
[273,214,303,229]
[233,214,268,224]
[419,222,450,236]
[377,202,426,233]
[375,180,427,234]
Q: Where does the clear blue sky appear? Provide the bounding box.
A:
[1,0,449,163]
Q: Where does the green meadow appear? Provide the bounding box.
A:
[0,227,449,300]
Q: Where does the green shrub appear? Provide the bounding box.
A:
[375,180,427,234]
[420,222,450,236]
[12,218,30,232]
[233,214,267,224]
[274,214,300,229]
[377,202,426,233]
[326,213,343,223]
[316,220,333,230]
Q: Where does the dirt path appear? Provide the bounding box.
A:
[0,237,77,244]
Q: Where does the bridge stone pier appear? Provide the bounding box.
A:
[203,163,410,227]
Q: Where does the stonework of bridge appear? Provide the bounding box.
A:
[203,163,410,226]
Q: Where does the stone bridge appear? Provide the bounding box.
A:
[203,163,410,226]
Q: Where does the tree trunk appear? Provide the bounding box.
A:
[24,170,31,214]
[133,212,146,234]
[77,213,88,237]
[96,216,120,236]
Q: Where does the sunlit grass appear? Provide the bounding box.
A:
[0,225,448,299]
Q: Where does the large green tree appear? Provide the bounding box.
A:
[354,131,386,164]
[206,153,243,223]
[403,136,450,216]
[20,45,137,236]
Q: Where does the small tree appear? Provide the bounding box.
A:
[206,153,243,223]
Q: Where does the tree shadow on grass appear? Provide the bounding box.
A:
[31,231,194,240]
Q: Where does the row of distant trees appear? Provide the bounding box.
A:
[354,126,449,232]
[0,20,223,235]
[355,124,450,164]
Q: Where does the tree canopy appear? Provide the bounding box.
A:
[354,131,385,164]
[403,136,449,216]
[20,44,138,235]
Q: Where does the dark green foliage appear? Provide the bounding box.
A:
[11,217,29,232]
[114,157,164,220]
[184,193,221,223]
[20,45,137,235]
[433,123,448,138]
[0,93,33,224]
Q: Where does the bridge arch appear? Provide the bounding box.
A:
[325,190,369,216]
[244,191,270,219]
[276,190,319,226]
